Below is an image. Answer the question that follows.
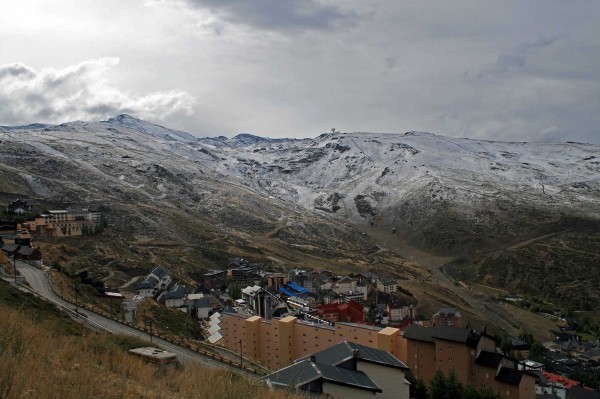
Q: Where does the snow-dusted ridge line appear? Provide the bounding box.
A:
[2,115,599,228]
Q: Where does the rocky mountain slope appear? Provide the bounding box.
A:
[1,115,599,310]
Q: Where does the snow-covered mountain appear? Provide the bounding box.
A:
[1,115,599,255]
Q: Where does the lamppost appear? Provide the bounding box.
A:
[238,339,243,369]
[13,245,20,284]
[144,318,153,343]
[72,284,79,315]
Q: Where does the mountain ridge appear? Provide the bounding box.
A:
[1,115,599,312]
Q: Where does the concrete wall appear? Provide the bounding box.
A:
[435,338,473,383]
[358,362,409,399]
[322,381,377,399]
[406,340,436,382]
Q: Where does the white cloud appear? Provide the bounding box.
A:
[0,58,195,125]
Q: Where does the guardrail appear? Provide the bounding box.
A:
[38,267,267,376]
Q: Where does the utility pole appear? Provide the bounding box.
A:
[13,245,20,284]
[238,339,243,369]
[145,318,153,343]
[73,285,79,315]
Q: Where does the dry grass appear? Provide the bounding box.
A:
[0,305,299,399]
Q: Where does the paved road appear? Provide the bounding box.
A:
[15,262,255,376]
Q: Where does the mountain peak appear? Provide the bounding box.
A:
[106,114,142,124]
[232,133,267,144]
[103,114,196,141]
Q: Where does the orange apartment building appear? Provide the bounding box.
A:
[220,312,536,399]
[34,210,99,237]
[220,312,406,371]
[403,325,536,399]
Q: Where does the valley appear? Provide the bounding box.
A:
[1,114,599,341]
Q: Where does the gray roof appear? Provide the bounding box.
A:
[17,246,36,256]
[266,359,320,389]
[265,358,382,393]
[431,326,472,343]
[317,362,381,392]
[151,266,168,279]
[195,298,211,308]
[311,341,408,370]
[1,243,20,253]
[475,350,504,368]
[403,325,436,343]
[163,284,187,300]
[403,325,473,344]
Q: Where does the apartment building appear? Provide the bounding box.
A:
[220,311,406,370]
[220,312,536,399]
[432,307,463,327]
[34,209,98,237]
[403,325,536,399]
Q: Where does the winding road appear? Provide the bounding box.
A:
[14,261,256,377]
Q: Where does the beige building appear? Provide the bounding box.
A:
[377,278,397,294]
[220,312,407,371]
[34,210,98,237]
[333,276,368,301]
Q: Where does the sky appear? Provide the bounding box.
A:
[1,1,599,143]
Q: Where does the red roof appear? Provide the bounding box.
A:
[316,300,364,323]
[543,371,580,389]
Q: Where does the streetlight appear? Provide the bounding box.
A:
[238,339,243,369]
[13,245,20,284]
[144,318,153,343]
[73,284,79,315]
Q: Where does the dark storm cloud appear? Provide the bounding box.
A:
[184,0,358,32]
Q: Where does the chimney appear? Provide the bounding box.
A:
[352,349,359,358]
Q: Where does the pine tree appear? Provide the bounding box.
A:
[429,370,447,399]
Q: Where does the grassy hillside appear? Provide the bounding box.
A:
[447,226,600,312]
[0,281,298,399]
